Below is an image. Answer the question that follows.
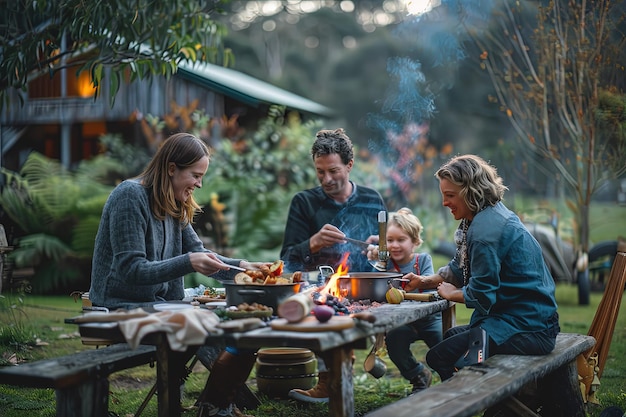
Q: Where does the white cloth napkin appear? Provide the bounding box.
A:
[118,308,223,351]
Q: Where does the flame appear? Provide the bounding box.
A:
[319,253,350,300]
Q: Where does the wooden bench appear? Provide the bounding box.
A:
[365,332,595,417]
[0,343,157,417]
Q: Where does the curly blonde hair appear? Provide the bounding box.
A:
[388,207,424,248]
[435,154,507,214]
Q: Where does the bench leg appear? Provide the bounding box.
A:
[539,360,586,417]
[56,377,109,417]
[485,396,540,417]
[486,360,586,417]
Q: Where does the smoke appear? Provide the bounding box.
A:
[366,0,499,208]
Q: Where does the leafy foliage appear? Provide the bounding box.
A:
[0,152,120,293]
[197,106,323,259]
[0,0,233,108]
[595,90,626,167]
[78,134,152,185]
[0,103,327,290]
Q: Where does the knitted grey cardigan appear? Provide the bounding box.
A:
[89,180,239,309]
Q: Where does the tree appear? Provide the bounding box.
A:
[0,0,233,107]
[466,0,626,301]
[215,1,425,144]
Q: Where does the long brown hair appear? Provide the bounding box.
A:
[137,133,210,225]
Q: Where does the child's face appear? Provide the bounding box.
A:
[386,223,416,265]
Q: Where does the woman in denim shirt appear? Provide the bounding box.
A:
[406,154,559,381]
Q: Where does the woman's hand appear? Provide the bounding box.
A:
[189,252,233,276]
[403,273,443,292]
[437,282,465,303]
[402,273,421,292]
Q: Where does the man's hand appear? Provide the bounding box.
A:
[309,224,347,253]
[365,235,379,245]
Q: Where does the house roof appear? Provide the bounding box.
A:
[177,61,334,117]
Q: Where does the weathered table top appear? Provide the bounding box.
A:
[74,299,453,351]
[225,299,452,351]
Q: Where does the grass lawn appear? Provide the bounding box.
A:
[1,201,625,416]
[0,283,625,417]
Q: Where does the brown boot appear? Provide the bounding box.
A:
[196,350,256,417]
[288,371,329,403]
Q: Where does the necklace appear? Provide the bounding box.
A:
[455,219,471,286]
[455,205,488,286]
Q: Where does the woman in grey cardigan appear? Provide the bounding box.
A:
[89,132,265,417]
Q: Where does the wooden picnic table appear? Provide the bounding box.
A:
[73,299,455,417]
[227,299,455,417]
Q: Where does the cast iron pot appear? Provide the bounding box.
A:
[337,272,403,303]
[222,281,301,309]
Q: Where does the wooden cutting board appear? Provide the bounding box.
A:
[270,315,355,332]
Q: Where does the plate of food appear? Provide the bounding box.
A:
[194,295,226,304]
[223,303,273,319]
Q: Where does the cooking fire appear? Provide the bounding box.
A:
[310,253,383,314]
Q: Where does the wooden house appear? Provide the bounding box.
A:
[0,61,333,172]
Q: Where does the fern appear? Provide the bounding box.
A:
[0,152,117,293]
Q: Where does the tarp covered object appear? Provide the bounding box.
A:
[525,222,576,282]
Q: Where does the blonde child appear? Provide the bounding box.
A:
[369,207,441,392]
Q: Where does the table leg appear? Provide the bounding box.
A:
[154,334,193,417]
[323,345,354,417]
[442,303,456,333]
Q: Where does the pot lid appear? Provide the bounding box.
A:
[257,347,315,361]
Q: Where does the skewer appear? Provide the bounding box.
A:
[225,264,246,271]
[343,237,372,249]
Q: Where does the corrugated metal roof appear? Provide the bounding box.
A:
[178,61,334,117]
